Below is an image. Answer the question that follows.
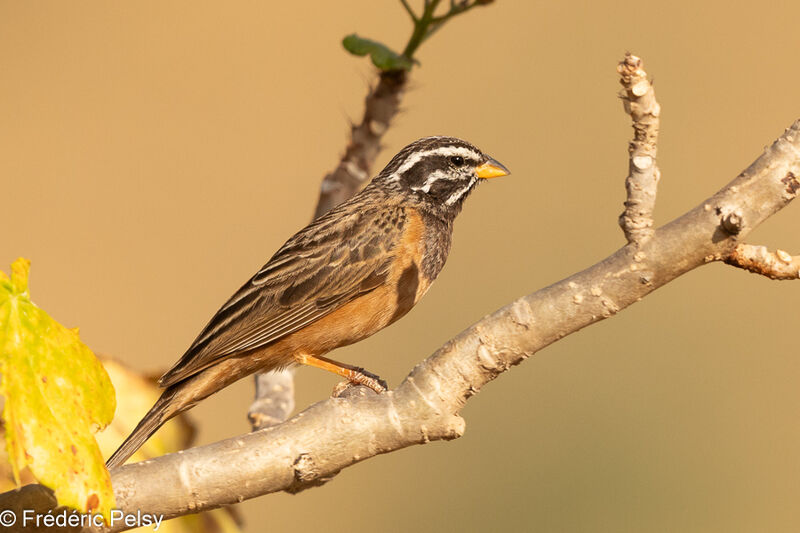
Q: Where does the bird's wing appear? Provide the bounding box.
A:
[159,197,402,387]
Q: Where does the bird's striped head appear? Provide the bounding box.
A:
[375,136,509,214]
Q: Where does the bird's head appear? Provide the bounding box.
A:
[375,136,509,215]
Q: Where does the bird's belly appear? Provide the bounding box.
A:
[278,212,433,360]
[275,284,399,357]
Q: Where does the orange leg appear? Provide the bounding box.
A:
[296,353,387,393]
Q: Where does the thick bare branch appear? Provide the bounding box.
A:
[93,108,800,530]
[724,243,800,280]
[618,53,661,245]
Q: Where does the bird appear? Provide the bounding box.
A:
[106,136,509,468]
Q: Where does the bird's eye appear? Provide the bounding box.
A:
[450,156,465,167]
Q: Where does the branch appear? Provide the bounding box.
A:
[724,243,800,280]
[86,56,799,531]
[316,0,494,218]
[400,0,418,21]
[618,53,660,245]
[247,368,295,430]
[405,1,491,57]
[310,69,406,220]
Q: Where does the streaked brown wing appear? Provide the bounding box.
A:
[158,195,401,387]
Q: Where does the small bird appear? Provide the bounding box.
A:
[106,136,509,468]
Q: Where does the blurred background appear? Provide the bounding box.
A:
[2,1,799,531]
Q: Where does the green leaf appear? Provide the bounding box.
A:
[0,258,116,522]
[342,34,414,71]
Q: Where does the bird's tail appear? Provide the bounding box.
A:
[106,386,180,469]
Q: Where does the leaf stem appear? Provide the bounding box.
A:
[431,1,480,23]
[400,0,484,61]
[400,0,418,21]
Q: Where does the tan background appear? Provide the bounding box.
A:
[2,1,799,531]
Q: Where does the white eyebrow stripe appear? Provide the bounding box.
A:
[388,146,482,182]
[426,145,482,159]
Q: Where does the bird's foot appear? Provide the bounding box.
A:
[331,367,388,397]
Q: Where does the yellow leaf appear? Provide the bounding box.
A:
[95,359,194,465]
[0,258,116,522]
[96,358,242,533]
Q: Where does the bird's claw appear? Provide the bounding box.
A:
[330,367,388,397]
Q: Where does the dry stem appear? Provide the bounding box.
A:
[618,53,661,245]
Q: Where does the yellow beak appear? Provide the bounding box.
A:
[475,157,510,179]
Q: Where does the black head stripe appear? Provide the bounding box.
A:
[378,137,484,180]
